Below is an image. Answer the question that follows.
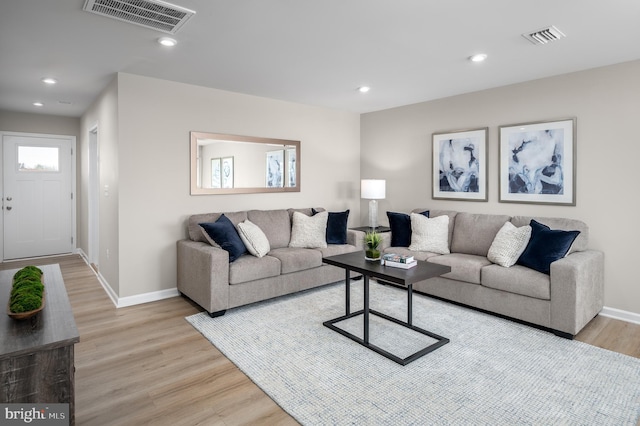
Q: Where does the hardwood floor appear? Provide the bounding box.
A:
[2,254,638,425]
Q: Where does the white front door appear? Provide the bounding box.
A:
[2,133,75,260]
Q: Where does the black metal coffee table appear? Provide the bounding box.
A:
[322,251,451,365]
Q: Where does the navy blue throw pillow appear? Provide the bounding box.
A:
[313,208,350,244]
[199,214,247,262]
[387,210,429,247]
[517,219,580,275]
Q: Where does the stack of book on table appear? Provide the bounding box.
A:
[382,253,417,269]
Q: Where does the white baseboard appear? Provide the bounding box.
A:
[75,249,179,308]
[76,249,119,307]
[74,249,640,321]
[116,288,180,308]
[600,306,640,325]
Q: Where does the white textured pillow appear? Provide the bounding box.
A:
[289,211,328,248]
[236,219,270,258]
[487,222,532,267]
[408,213,450,254]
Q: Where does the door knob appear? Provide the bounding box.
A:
[6,197,11,201]
[6,206,12,211]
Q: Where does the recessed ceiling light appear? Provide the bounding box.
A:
[357,86,371,93]
[41,77,58,85]
[469,53,488,63]
[33,101,44,107]
[158,37,177,47]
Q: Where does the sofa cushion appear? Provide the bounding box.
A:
[289,211,328,249]
[237,219,271,258]
[517,220,580,275]
[482,264,550,300]
[451,213,511,256]
[247,209,291,249]
[288,207,322,218]
[487,222,532,267]
[387,210,429,247]
[268,247,323,274]
[383,247,441,261]
[229,254,281,285]
[428,253,491,284]
[199,215,247,262]
[317,244,359,258]
[415,209,458,249]
[408,214,450,254]
[511,216,588,252]
[189,211,247,243]
[314,208,350,245]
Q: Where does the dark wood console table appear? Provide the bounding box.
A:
[0,264,79,424]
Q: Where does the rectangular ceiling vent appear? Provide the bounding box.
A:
[522,26,566,45]
[83,0,195,34]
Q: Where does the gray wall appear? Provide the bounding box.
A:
[81,73,361,299]
[361,59,640,315]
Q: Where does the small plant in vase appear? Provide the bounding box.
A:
[364,231,382,261]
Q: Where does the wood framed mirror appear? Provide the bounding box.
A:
[190,132,300,195]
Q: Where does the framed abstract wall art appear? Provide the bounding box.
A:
[211,157,221,188]
[432,127,488,201]
[266,150,284,188]
[499,118,576,205]
[286,147,297,187]
[221,156,234,188]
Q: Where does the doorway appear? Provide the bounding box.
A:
[1,132,76,260]
[88,126,100,269]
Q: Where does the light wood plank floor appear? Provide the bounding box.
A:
[2,254,639,425]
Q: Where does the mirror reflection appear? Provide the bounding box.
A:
[190,132,300,195]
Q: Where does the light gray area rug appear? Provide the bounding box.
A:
[186,281,640,425]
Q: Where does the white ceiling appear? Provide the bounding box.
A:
[1,0,640,117]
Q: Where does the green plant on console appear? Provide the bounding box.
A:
[364,231,382,260]
[9,266,44,314]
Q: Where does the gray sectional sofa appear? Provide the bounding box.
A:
[177,208,361,317]
[380,209,604,338]
[177,206,603,339]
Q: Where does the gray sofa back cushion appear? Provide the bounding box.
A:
[247,209,292,249]
[412,209,458,250]
[511,216,589,252]
[188,211,248,243]
[451,213,511,256]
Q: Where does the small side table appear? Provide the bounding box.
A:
[350,226,391,233]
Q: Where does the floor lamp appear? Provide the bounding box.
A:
[361,179,386,230]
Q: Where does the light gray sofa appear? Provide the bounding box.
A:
[177,208,361,317]
[381,209,605,338]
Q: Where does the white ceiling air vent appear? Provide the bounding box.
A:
[83,0,196,34]
[522,26,566,45]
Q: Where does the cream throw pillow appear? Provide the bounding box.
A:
[408,213,450,254]
[487,222,532,267]
[236,219,271,258]
[289,211,328,248]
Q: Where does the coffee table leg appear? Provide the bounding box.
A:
[345,269,350,316]
[364,275,370,343]
[408,284,413,326]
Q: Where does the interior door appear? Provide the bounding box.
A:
[2,133,74,260]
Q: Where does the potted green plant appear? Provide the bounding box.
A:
[364,231,382,261]
[8,266,45,320]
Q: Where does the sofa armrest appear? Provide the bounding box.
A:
[347,229,365,250]
[177,239,230,314]
[549,250,604,336]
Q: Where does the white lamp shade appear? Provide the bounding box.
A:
[361,179,386,199]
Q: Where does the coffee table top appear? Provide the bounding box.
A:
[323,251,451,287]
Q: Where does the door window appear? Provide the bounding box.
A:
[18,146,59,172]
